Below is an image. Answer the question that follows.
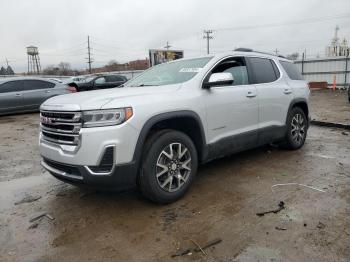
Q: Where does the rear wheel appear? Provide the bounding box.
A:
[282,107,307,150]
[138,130,198,204]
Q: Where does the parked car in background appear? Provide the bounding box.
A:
[48,78,64,84]
[69,74,127,91]
[65,76,87,84]
[0,77,76,115]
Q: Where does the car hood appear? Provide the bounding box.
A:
[40,85,180,111]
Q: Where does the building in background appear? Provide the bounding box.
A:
[128,59,149,70]
[294,26,349,89]
[326,26,349,57]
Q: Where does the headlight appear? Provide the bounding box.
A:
[82,107,133,127]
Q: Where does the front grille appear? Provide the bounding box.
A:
[40,110,82,145]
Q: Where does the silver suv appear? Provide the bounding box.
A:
[39,50,310,203]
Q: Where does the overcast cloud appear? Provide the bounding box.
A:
[1,0,349,72]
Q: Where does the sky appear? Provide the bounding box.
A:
[0,0,349,73]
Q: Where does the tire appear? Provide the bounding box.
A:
[138,130,198,204]
[282,107,308,150]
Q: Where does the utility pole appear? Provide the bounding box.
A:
[87,35,92,74]
[164,41,171,50]
[301,52,305,75]
[203,30,213,54]
[274,48,279,55]
[5,58,9,67]
[344,52,348,89]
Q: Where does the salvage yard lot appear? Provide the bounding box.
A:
[0,90,349,261]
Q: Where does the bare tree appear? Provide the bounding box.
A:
[58,62,71,75]
[286,52,299,60]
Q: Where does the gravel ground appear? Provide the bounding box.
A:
[0,92,349,261]
[310,89,350,124]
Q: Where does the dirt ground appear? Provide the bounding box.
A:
[1,94,350,261]
[310,89,350,124]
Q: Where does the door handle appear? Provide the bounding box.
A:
[45,90,51,93]
[283,89,292,94]
[246,91,256,98]
[15,93,22,97]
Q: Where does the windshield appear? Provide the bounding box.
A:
[125,57,212,87]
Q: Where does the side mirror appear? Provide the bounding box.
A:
[203,72,234,88]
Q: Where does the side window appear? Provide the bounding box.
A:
[105,76,114,82]
[23,80,55,91]
[280,61,304,80]
[211,57,249,86]
[249,57,278,84]
[114,75,126,81]
[106,75,126,82]
[95,77,106,84]
[0,80,23,93]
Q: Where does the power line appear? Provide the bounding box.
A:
[203,30,213,54]
[40,42,87,54]
[215,13,350,32]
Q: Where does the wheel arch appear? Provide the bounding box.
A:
[286,98,309,125]
[132,111,208,168]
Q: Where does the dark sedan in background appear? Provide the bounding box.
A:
[0,77,76,115]
[69,74,127,91]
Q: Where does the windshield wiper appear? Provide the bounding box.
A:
[133,84,158,87]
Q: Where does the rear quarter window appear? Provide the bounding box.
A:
[280,61,304,80]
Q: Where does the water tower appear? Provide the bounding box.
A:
[26,46,41,74]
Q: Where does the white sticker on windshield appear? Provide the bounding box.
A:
[179,68,202,73]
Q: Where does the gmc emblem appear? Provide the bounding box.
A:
[41,116,53,124]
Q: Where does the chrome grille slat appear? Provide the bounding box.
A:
[41,135,78,145]
[42,129,80,137]
[40,125,80,134]
[40,110,82,146]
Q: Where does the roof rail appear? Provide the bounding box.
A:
[234,47,253,52]
[234,47,287,59]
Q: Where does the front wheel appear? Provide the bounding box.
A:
[138,130,198,204]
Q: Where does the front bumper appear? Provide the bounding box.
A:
[41,157,138,190]
[40,123,138,166]
[39,118,140,189]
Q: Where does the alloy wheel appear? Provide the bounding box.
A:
[291,113,306,145]
[156,142,192,192]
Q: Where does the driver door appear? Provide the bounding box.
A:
[203,56,259,157]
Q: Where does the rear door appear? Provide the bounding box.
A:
[246,57,294,143]
[0,80,25,114]
[21,80,56,110]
